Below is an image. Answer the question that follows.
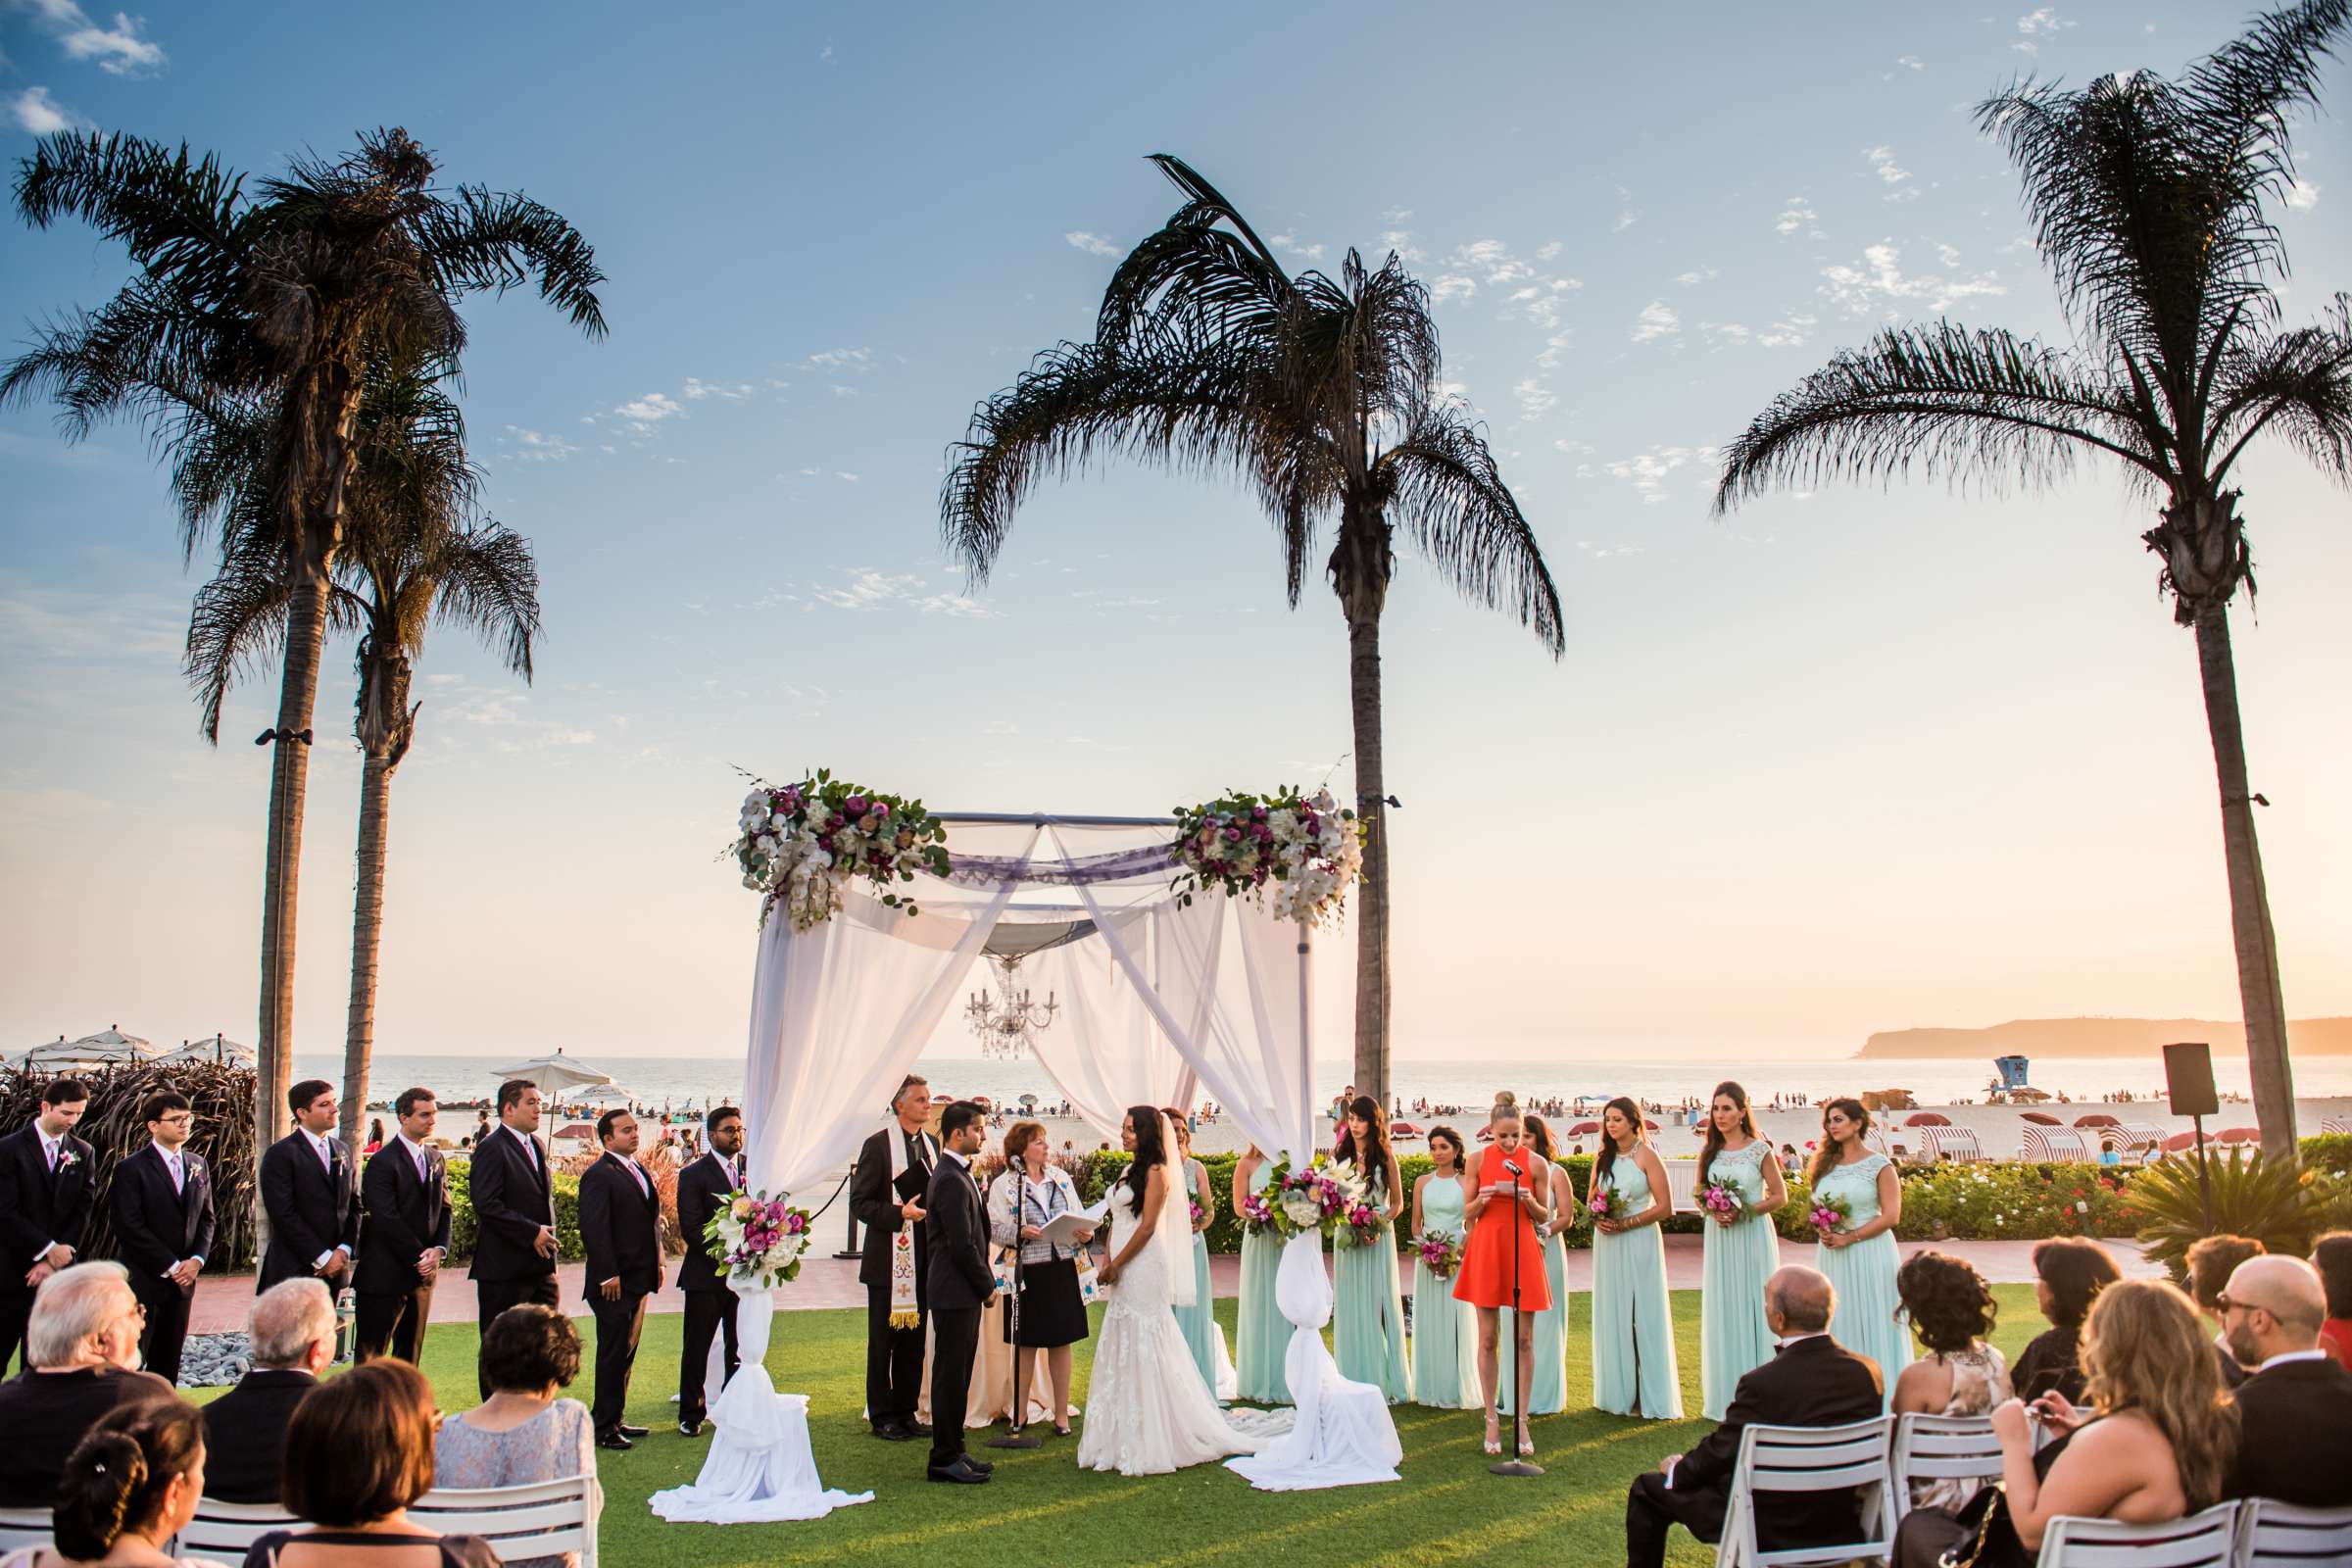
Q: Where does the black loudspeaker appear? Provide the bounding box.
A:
[2164,1042,2219,1118]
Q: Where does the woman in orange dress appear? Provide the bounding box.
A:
[1454,1093,1552,1456]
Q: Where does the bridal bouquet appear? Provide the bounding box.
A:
[1809,1192,1852,1239]
[706,1189,815,1288]
[1413,1229,1463,1279]
[1697,1175,1746,1227]
[1169,785,1367,928]
[1265,1155,1367,1239]
[731,770,951,931]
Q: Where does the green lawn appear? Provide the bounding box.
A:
[201,1285,2047,1566]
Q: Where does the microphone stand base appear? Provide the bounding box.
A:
[1488,1459,1545,1478]
[986,1431,1044,1449]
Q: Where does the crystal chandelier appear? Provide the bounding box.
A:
[964,953,1059,1060]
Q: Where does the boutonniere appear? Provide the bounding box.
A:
[55,1149,79,1171]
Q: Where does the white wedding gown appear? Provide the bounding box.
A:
[1078,1207,1278,1476]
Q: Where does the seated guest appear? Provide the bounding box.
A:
[2219,1253,2352,1507]
[1893,1279,2236,1568]
[0,1399,221,1568]
[199,1279,334,1503]
[0,1263,176,1506]
[2186,1233,2265,1389]
[243,1360,500,1568]
[2312,1231,2352,1367]
[1891,1251,2011,1510]
[432,1305,595,1568]
[1624,1266,1882,1568]
[2010,1237,2119,1404]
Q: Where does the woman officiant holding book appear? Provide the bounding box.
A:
[987,1120,1093,1436]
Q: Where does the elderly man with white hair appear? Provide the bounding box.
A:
[0,1260,177,1505]
[2220,1252,2352,1507]
[200,1277,337,1503]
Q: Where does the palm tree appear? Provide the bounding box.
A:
[1714,1,2352,1158]
[186,358,540,1154]
[6,127,602,1163]
[942,156,1563,1104]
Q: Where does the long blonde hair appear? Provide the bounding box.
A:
[2080,1279,2239,1509]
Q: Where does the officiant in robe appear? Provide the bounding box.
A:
[851,1074,937,1441]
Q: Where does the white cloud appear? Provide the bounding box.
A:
[1700,321,1752,347]
[1537,241,1563,261]
[1448,238,1535,285]
[682,377,754,401]
[502,425,578,462]
[1063,230,1119,257]
[1513,377,1556,422]
[1631,300,1680,343]
[1536,331,1573,370]
[1820,242,2006,316]
[835,470,859,481]
[2016,7,2068,34]
[1757,313,1817,348]
[1379,227,1424,263]
[1896,54,1925,70]
[814,569,919,611]
[1864,145,1912,187]
[612,392,684,429]
[1612,208,1640,233]
[8,84,76,133]
[1674,268,1719,286]
[1600,444,1715,504]
[23,1,166,74]
[1381,207,1413,222]
[1270,231,1326,261]
[916,593,999,618]
[1431,274,1478,304]
[805,347,871,370]
[2284,178,2320,211]
[1776,196,1820,237]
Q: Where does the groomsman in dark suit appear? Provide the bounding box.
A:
[851,1073,935,1441]
[578,1108,662,1450]
[107,1091,217,1384]
[675,1103,746,1436]
[923,1100,996,1485]
[466,1078,560,1379]
[257,1079,360,1294]
[0,1077,97,1373]
[355,1087,452,1363]
[1624,1267,1884,1568]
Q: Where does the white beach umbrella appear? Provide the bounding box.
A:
[22,1026,158,1071]
[488,1048,615,1095]
[157,1033,256,1066]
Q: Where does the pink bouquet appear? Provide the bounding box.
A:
[1586,1185,1626,1225]
[1238,1190,1280,1236]
[1697,1176,1745,1227]
[705,1189,815,1287]
[1334,1198,1386,1250]
[1413,1229,1463,1279]
[1188,1198,1207,1229]
[1809,1193,1852,1239]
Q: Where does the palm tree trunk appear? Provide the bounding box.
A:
[1346,601,1392,1110]
[341,749,394,1155]
[2191,605,2297,1158]
[257,569,329,1187]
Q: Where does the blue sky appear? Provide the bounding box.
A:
[3,0,2347,1064]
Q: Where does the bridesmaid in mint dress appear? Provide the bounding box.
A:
[1165,1113,1231,1399]
[1696,1081,1787,1419]
[1408,1127,1483,1408]
[1809,1097,1911,1405]
[1499,1115,1570,1417]
[1588,1096,1683,1417]
[1231,1145,1291,1404]
[1333,1094,1411,1402]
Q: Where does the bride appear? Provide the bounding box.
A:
[1078,1106,1268,1476]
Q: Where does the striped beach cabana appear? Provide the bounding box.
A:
[2094,1124,2168,1155]
[1915,1126,1986,1162]
[2021,1125,2094,1162]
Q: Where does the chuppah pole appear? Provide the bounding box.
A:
[1298,922,1313,1163]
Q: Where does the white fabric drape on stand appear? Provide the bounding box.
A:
[1024,909,1200,1138]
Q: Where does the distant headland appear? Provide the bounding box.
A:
[1855,1016,2352,1059]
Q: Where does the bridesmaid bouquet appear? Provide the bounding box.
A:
[706,1189,815,1287]
[1585,1186,1627,1225]
[1413,1229,1463,1278]
[1188,1197,1207,1228]
[1238,1188,1280,1235]
[1808,1192,1853,1238]
[1697,1175,1746,1226]
[1333,1197,1386,1250]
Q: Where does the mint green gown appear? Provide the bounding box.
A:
[1235,1161,1291,1404]
[1699,1140,1782,1419]
[1410,1172,1483,1408]
[1813,1152,1910,1406]
[1332,1160,1411,1402]
[1592,1154,1683,1417]
[1171,1157,1225,1398]
[1500,1165,1568,1416]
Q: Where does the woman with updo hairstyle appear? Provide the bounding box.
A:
[1890,1250,2012,1509]
[1498,1114,1570,1420]
[1453,1093,1552,1457]
[3,1399,219,1568]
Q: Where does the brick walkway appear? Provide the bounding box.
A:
[186,1234,2158,1332]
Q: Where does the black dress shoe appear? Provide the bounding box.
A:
[617,1424,650,1439]
[595,1430,634,1451]
[966,1456,995,1474]
[678,1419,705,1437]
[926,1456,990,1484]
[904,1419,932,1438]
[874,1422,915,1442]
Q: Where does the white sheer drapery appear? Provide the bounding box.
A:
[1023,925,1199,1139]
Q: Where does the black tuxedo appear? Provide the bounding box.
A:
[0,1123,97,1374]
[577,1152,662,1435]
[199,1367,316,1502]
[107,1142,217,1385]
[356,1138,452,1363]
[466,1124,559,1388]
[1625,1334,1886,1568]
[850,1123,935,1432]
[675,1151,744,1426]
[257,1130,360,1293]
[923,1149,993,1471]
[2229,1354,2352,1507]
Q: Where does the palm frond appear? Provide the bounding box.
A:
[13,130,249,312]
[426,521,541,680]
[1715,322,2165,514]
[2208,293,2352,482]
[1373,407,1563,656]
[1096,155,1294,350]
[414,186,609,337]
[182,525,360,743]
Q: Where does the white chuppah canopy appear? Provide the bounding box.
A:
[649,815,1398,1523]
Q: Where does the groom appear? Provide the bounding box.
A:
[924,1100,997,1484]
[852,1074,936,1441]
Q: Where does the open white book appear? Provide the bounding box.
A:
[1040,1197,1111,1250]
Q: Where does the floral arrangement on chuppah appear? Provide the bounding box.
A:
[705,1189,816,1288]
[731,770,951,930]
[1168,785,1366,927]
[1242,1153,1368,1240]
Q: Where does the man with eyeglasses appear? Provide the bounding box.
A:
[107,1091,217,1384]
[0,1260,175,1505]
[2219,1254,2352,1507]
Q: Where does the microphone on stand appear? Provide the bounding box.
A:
[988,1163,1041,1450]
[1491,1151,1543,1479]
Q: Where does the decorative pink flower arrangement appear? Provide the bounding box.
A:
[731,769,950,931]
[705,1189,815,1286]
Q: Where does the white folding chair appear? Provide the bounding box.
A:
[1889,1412,2003,1525]
[0,1507,49,1553]
[2035,1501,2240,1567]
[413,1475,603,1568]
[175,1497,299,1559]
[1715,1415,1897,1568]
[2233,1498,2352,1566]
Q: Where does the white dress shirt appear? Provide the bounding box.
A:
[301,1128,350,1267]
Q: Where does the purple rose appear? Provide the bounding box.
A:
[1223,826,1243,843]
[872,802,890,818]
[844,796,869,816]
[1252,805,1268,820]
